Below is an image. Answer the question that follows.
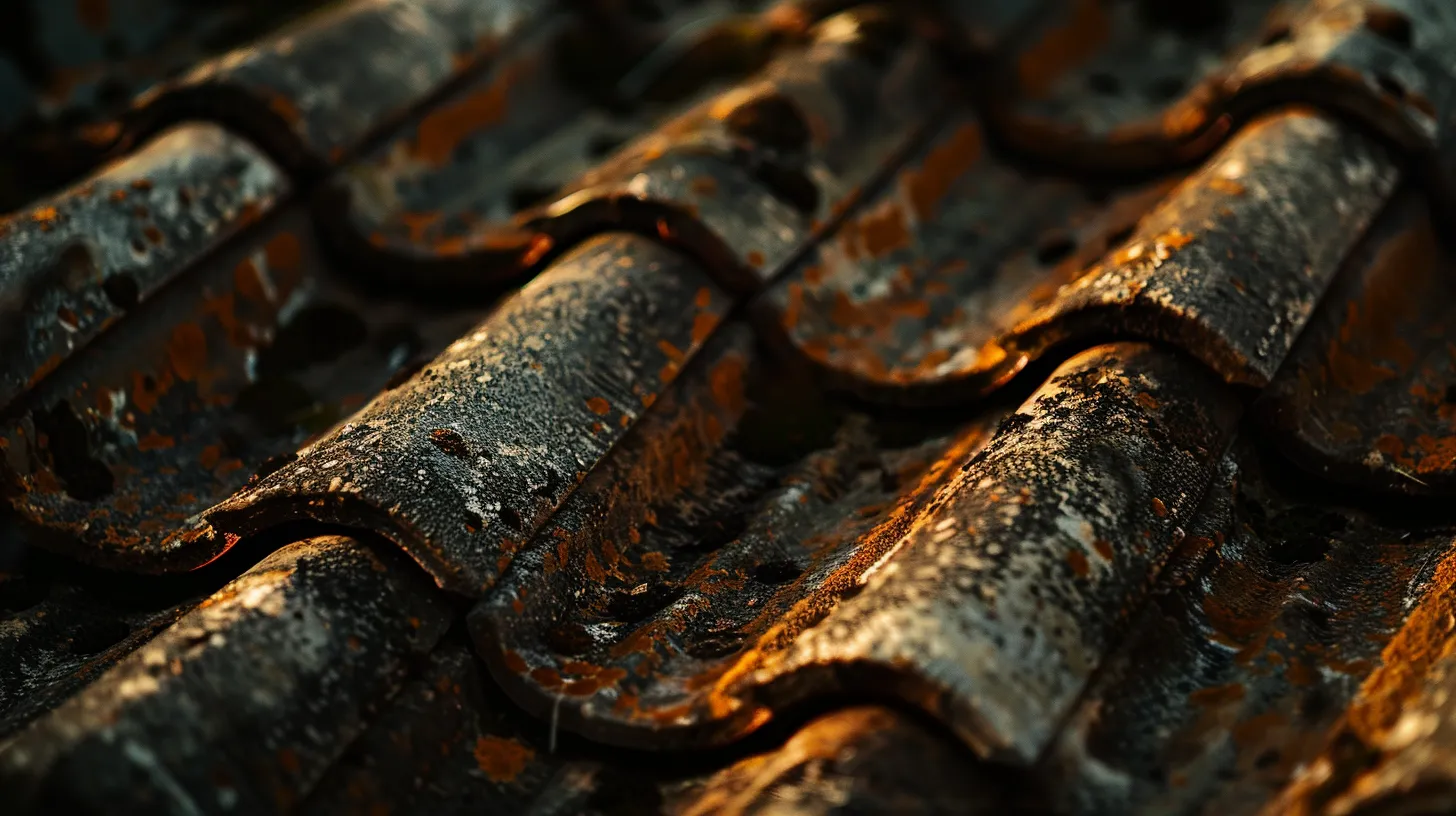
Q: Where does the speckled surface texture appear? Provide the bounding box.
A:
[6,1,1456,814]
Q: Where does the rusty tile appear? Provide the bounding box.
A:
[1010,111,1398,389]
[0,536,451,812]
[1258,189,1456,496]
[4,1,1456,812]
[0,1,328,135]
[472,343,1238,762]
[315,14,593,294]
[316,0,851,296]
[986,0,1456,224]
[1038,440,1454,814]
[303,641,561,814]
[196,233,733,595]
[2,206,486,572]
[516,6,952,296]
[0,124,287,414]
[668,707,1005,815]
[121,0,544,171]
[1265,533,1456,815]
[0,574,190,739]
[764,108,1397,405]
[744,344,1240,765]
[757,109,1172,405]
[471,320,1005,747]
[985,0,1298,170]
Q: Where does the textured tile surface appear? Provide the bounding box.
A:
[4,1,1456,813]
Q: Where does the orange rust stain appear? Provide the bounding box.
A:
[264,232,304,293]
[1092,538,1114,560]
[1324,223,1434,396]
[265,231,302,269]
[642,552,669,572]
[1151,497,1168,518]
[130,369,173,414]
[1016,0,1110,98]
[530,666,562,689]
[780,282,804,331]
[399,211,442,243]
[268,94,302,125]
[1344,552,1456,745]
[199,444,223,470]
[903,124,982,220]
[77,0,111,33]
[1231,711,1287,750]
[708,355,747,413]
[561,660,598,677]
[586,397,611,416]
[1066,549,1090,578]
[746,250,765,268]
[584,551,605,584]
[691,311,719,345]
[136,431,176,452]
[853,202,912,258]
[412,61,524,166]
[1134,392,1161,411]
[167,323,207,382]
[695,287,713,309]
[690,176,718,196]
[473,736,534,783]
[502,650,529,674]
[1285,658,1318,687]
[1189,682,1246,707]
[233,258,269,303]
[564,678,600,695]
[32,207,60,229]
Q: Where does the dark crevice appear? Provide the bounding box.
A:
[29,402,113,502]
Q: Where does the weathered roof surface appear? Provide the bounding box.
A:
[3,1,1456,813]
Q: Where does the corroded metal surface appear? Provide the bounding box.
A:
[314,14,590,293]
[474,343,1238,760]
[120,0,544,171]
[1009,111,1397,389]
[1259,189,1456,496]
[989,0,1292,157]
[303,641,580,815]
[0,124,286,413]
[765,109,1398,404]
[0,536,452,812]
[0,1,332,130]
[472,323,1006,747]
[987,0,1456,222]
[749,343,1241,764]
[316,0,860,294]
[5,1,1456,814]
[517,6,952,295]
[2,207,486,571]
[757,109,1169,404]
[668,707,1005,815]
[1038,441,1455,815]
[199,234,732,595]
[1264,537,1456,814]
